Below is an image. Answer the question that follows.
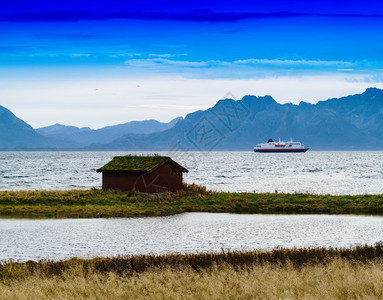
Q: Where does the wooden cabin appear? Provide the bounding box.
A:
[97,155,188,193]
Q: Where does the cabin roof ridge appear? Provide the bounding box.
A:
[97,154,188,173]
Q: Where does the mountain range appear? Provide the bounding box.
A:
[1,87,383,150]
[36,117,182,148]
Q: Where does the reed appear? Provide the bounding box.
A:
[1,243,383,281]
[1,244,383,299]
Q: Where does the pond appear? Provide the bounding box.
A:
[1,213,382,262]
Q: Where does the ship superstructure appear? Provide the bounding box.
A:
[254,138,309,152]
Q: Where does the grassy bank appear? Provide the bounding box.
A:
[0,185,383,218]
[1,244,383,299]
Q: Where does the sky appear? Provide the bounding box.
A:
[1,0,383,128]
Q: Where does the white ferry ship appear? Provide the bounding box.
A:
[254,138,309,153]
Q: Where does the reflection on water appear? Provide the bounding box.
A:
[1,213,382,262]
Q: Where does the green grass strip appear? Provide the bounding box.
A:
[0,185,382,218]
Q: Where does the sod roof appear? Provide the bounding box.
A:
[97,155,187,172]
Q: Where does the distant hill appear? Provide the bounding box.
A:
[36,117,182,147]
[0,105,51,149]
[92,87,383,151]
[1,88,383,150]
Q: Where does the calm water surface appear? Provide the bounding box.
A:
[1,213,382,262]
[0,151,383,194]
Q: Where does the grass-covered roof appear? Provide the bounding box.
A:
[97,155,174,172]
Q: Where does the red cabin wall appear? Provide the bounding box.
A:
[102,162,184,193]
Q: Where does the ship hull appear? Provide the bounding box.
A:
[254,148,309,153]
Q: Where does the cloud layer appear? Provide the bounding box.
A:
[123,57,381,79]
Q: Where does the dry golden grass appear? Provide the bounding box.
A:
[1,244,383,299]
[1,259,383,300]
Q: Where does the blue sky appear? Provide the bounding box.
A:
[1,0,383,128]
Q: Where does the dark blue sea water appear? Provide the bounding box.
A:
[0,151,382,195]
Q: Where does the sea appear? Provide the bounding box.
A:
[0,151,383,195]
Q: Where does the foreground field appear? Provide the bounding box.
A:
[1,244,383,299]
[2,260,383,299]
[0,184,383,218]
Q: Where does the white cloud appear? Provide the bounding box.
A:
[125,58,217,68]
[122,57,379,81]
[232,58,354,67]
[70,53,92,57]
[124,57,356,70]
[140,104,211,110]
[148,53,188,58]
[108,52,143,58]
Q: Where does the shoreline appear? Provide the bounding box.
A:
[1,186,383,218]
